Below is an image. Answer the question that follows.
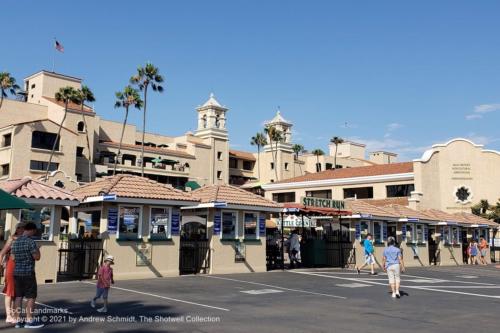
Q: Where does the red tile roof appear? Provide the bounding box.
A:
[272,162,414,184]
[191,184,281,208]
[381,204,434,220]
[360,197,409,207]
[0,177,77,202]
[73,175,196,202]
[100,141,195,159]
[346,200,399,218]
[453,212,498,227]
[43,97,94,114]
[229,150,256,161]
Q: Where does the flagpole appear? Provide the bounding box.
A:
[52,38,56,72]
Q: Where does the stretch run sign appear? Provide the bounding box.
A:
[301,196,345,210]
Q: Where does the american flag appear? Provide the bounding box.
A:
[55,40,64,53]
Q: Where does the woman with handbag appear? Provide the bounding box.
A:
[0,223,25,324]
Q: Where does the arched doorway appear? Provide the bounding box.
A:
[179,215,210,275]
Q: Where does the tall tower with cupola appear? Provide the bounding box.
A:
[195,93,229,185]
[262,109,295,183]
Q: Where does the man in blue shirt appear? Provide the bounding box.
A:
[383,236,405,298]
[356,233,376,275]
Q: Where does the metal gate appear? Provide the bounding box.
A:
[58,239,103,281]
[179,240,210,275]
[324,232,356,268]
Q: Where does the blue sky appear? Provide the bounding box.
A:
[3,1,500,160]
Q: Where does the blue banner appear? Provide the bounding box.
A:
[214,210,221,235]
[259,216,266,236]
[402,224,406,241]
[108,208,118,234]
[171,209,180,235]
[383,223,387,241]
[355,223,361,240]
[424,225,428,241]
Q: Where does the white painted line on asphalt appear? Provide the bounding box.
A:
[205,275,346,299]
[411,286,500,289]
[456,275,478,279]
[240,289,284,295]
[1,293,73,315]
[292,271,500,300]
[81,281,230,312]
[336,283,371,288]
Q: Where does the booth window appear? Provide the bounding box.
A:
[360,221,370,241]
[244,212,258,239]
[19,206,54,241]
[150,207,171,240]
[76,211,101,238]
[222,211,237,239]
[118,206,141,240]
[451,227,460,245]
[373,222,383,243]
[443,226,451,245]
[416,224,424,243]
[406,224,414,243]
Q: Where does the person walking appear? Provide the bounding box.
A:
[91,255,115,313]
[288,230,301,269]
[356,233,376,275]
[469,240,479,265]
[0,223,25,324]
[11,222,44,328]
[382,236,405,298]
[479,236,489,265]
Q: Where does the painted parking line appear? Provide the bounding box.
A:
[81,281,230,312]
[291,271,500,300]
[205,275,346,299]
[240,289,283,295]
[335,283,371,288]
[1,293,74,315]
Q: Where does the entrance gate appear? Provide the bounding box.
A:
[324,225,355,268]
[179,221,210,275]
[58,239,103,281]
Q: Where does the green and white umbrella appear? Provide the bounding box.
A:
[0,189,31,210]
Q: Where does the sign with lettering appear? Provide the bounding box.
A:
[383,224,388,241]
[355,223,361,240]
[214,211,221,234]
[107,208,118,234]
[424,225,428,241]
[136,243,152,266]
[171,209,180,235]
[402,224,407,241]
[259,216,266,236]
[301,197,345,210]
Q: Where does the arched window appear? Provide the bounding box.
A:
[215,115,220,128]
[77,121,85,132]
[202,115,207,128]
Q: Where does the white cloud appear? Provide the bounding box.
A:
[465,133,500,146]
[466,103,500,120]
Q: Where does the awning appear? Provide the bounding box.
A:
[185,181,201,190]
[0,189,31,210]
[282,203,351,216]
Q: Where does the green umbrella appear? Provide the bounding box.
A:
[161,159,179,165]
[152,157,163,163]
[0,189,31,209]
[185,181,201,190]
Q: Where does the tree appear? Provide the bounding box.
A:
[130,63,164,177]
[472,199,500,223]
[0,72,20,109]
[250,132,267,181]
[311,148,325,172]
[264,125,283,181]
[44,86,79,181]
[113,86,143,175]
[292,144,305,160]
[292,144,305,177]
[330,136,344,169]
[75,86,95,182]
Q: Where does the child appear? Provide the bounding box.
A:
[91,255,114,313]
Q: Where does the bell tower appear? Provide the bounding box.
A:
[195,93,229,185]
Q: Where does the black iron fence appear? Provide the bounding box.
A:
[58,239,103,281]
[179,240,210,275]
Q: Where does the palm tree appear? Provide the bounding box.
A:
[311,148,325,172]
[44,86,79,181]
[113,86,143,175]
[292,144,305,160]
[130,63,164,177]
[0,72,20,109]
[330,136,344,169]
[75,86,95,182]
[264,125,283,181]
[250,132,268,180]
